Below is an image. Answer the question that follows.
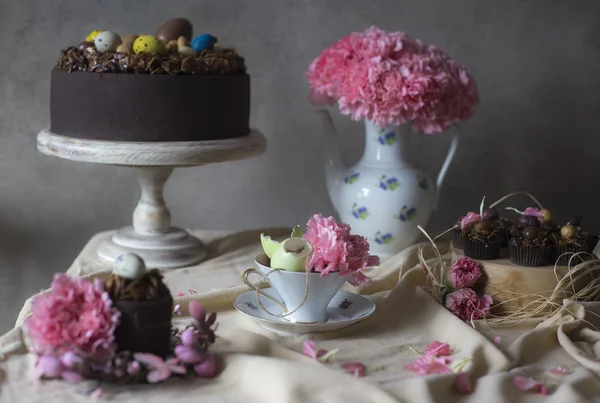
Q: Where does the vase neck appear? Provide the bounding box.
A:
[361,120,411,166]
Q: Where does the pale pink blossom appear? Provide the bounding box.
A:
[194,354,217,378]
[303,214,379,283]
[448,257,482,288]
[425,341,452,357]
[341,362,366,377]
[26,274,120,360]
[460,213,481,230]
[512,375,548,395]
[307,27,478,133]
[445,289,492,321]
[523,207,544,218]
[133,353,187,383]
[32,354,84,383]
[456,372,472,394]
[492,336,502,347]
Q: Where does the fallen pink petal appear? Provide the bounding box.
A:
[425,341,452,357]
[548,366,572,375]
[90,387,103,399]
[341,362,366,377]
[456,372,472,394]
[405,355,452,376]
[512,375,548,395]
[492,336,502,347]
[302,340,328,360]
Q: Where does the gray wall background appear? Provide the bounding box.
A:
[0,0,599,333]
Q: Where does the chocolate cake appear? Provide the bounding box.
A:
[106,254,173,358]
[50,19,250,142]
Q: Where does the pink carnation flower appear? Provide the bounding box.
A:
[303,214,379,284]
[448,257,483,289]
[26,274,120,360]
[307,27,478,134]
[445,288,492,321]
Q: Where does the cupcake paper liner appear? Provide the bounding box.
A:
[552,245,589,266]
[452,228,464,249]
[586,236,599,254]
[463,238,501,260]
[509,243,550,267]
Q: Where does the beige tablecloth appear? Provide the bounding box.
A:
[2,229,600,402]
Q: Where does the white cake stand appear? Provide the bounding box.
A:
[37,129,267,269]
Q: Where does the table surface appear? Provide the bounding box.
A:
[2,228,600,403]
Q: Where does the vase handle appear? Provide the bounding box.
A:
[434,132,459,210]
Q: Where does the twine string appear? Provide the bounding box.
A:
[251,267,311,319]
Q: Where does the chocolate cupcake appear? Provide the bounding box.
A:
[565,216,599,255]
[452,211,479,250]
[551,223,590,266]
[508,224,554,267]
[105,254,173,358]
[482,207,514,247]
[463,219,502,260]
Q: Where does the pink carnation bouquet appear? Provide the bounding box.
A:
[307,27,478,134]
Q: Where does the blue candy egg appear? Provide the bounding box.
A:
[191,34,218,52]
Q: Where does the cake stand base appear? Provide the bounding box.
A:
[37,129,267,269]
[97,227,206,269]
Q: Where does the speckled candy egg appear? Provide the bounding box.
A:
[85,30,104,42]
[114,253,146,280]
[133,35,167,55]
[94,31,122,52]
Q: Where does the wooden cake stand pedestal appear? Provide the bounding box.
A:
[37,129,267,269]
[451,247,593,315]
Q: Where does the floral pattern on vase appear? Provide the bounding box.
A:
[374,231,394,245]
[344,172,360,185]
[394,205,417,222]
[320,115,458,260]
[379,175,400,191]
[377,129,397,146]
[351,203,370,220]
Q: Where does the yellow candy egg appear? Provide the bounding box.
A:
[85,30,104,42]
[133,35,167,55]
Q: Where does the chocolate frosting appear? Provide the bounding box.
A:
[55,47,246,75]
[50,69,250,141]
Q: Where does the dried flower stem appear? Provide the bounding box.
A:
[489,191,543,209]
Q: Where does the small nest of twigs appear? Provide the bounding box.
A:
[105,269,170,301]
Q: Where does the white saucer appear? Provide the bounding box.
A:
[234,289,376,336]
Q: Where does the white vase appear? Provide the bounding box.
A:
[318,111,459,260]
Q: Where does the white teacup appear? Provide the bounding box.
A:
[242,253,347,323]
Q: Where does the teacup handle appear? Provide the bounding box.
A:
[241,268,288,313]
